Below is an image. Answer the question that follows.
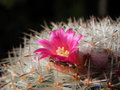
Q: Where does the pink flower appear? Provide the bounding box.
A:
[34,28,82,65]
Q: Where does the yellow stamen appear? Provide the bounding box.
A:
[56,47,69,57]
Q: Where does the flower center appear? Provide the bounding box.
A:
[56,47,69,57]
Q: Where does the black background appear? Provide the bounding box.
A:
[0,0,120,59]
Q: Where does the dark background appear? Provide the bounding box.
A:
[0,0,119,59]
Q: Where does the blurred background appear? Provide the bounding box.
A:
[0,0,120,59]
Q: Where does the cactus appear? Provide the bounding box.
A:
[0,17,120,90]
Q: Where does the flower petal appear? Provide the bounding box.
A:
[66,28,75,36]
[37,39,56,51]
[70,34,82,48]
[37,40,51,48]
[51,55,67,62]
[34,48,53,59]
[50,28,68,48]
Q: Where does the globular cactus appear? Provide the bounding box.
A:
[0,17,120,90]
